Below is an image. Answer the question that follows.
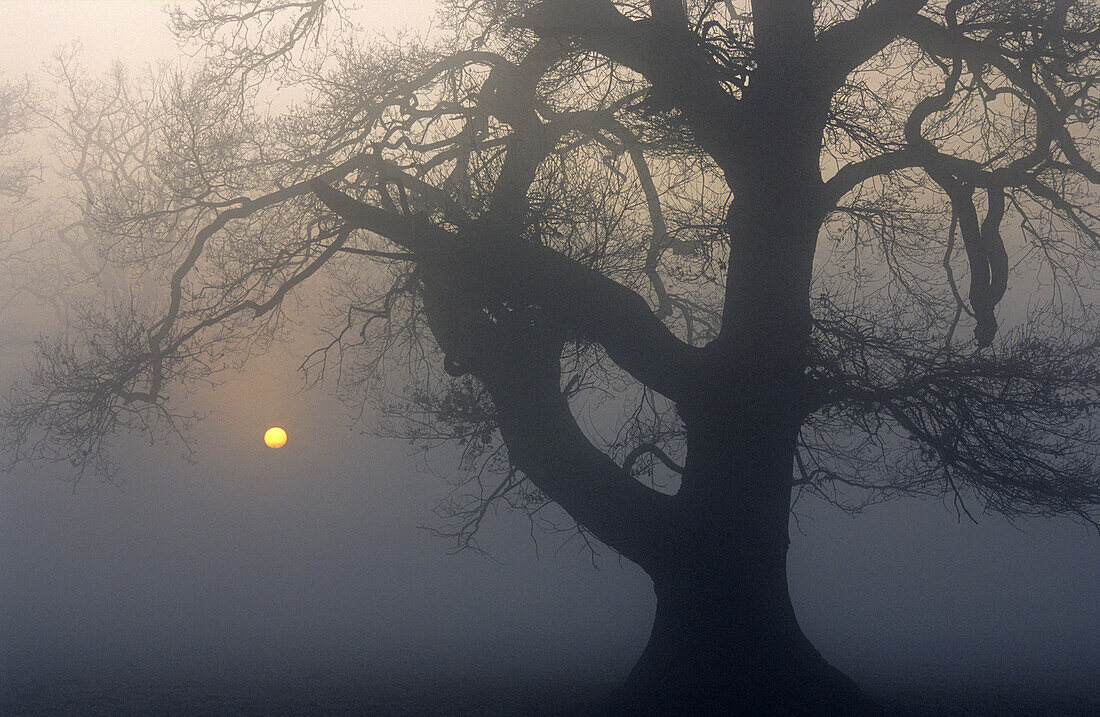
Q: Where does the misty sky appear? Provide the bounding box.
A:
[1,0,1097,705]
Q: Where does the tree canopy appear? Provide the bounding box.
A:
[5,0,1098,526]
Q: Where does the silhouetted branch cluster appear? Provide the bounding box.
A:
[805,298,1100,528]
[1,302,199,478]
[0,79,38,199]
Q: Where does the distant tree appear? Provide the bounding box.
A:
[0,77,60,344]
[3,1,1100,713]
[0,78,37,198]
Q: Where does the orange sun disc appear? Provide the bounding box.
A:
[264,426,287,448]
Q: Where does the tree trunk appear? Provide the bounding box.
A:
[593,138,878,711]
[593,407,877,714]
[603,541,877,715]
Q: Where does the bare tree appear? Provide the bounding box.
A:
[4,1,1100,712]
[0,78,39,198]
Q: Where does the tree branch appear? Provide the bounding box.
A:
[822,149,921,207]
[815,0,930,91]
[413,267,671,563]
[901,13,1100,184]
[650,0,688,27]
[519,0,743,176]
[623,441,685,475]
[486,344,673,565]
[311,180,702,402]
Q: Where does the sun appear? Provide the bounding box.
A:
[264,426,287,449]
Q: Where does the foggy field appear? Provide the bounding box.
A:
[3,630,1100,715]
[4,661,1099,716]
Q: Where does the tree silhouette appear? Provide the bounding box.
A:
[4,1,1100,713]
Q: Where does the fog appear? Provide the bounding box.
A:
[4,339,1097,694]
[4,341,1097,710]
[1,2,1098,715]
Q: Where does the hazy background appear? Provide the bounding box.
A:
[1,3,1098,714]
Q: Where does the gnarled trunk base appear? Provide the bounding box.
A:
[592,551,880,716]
